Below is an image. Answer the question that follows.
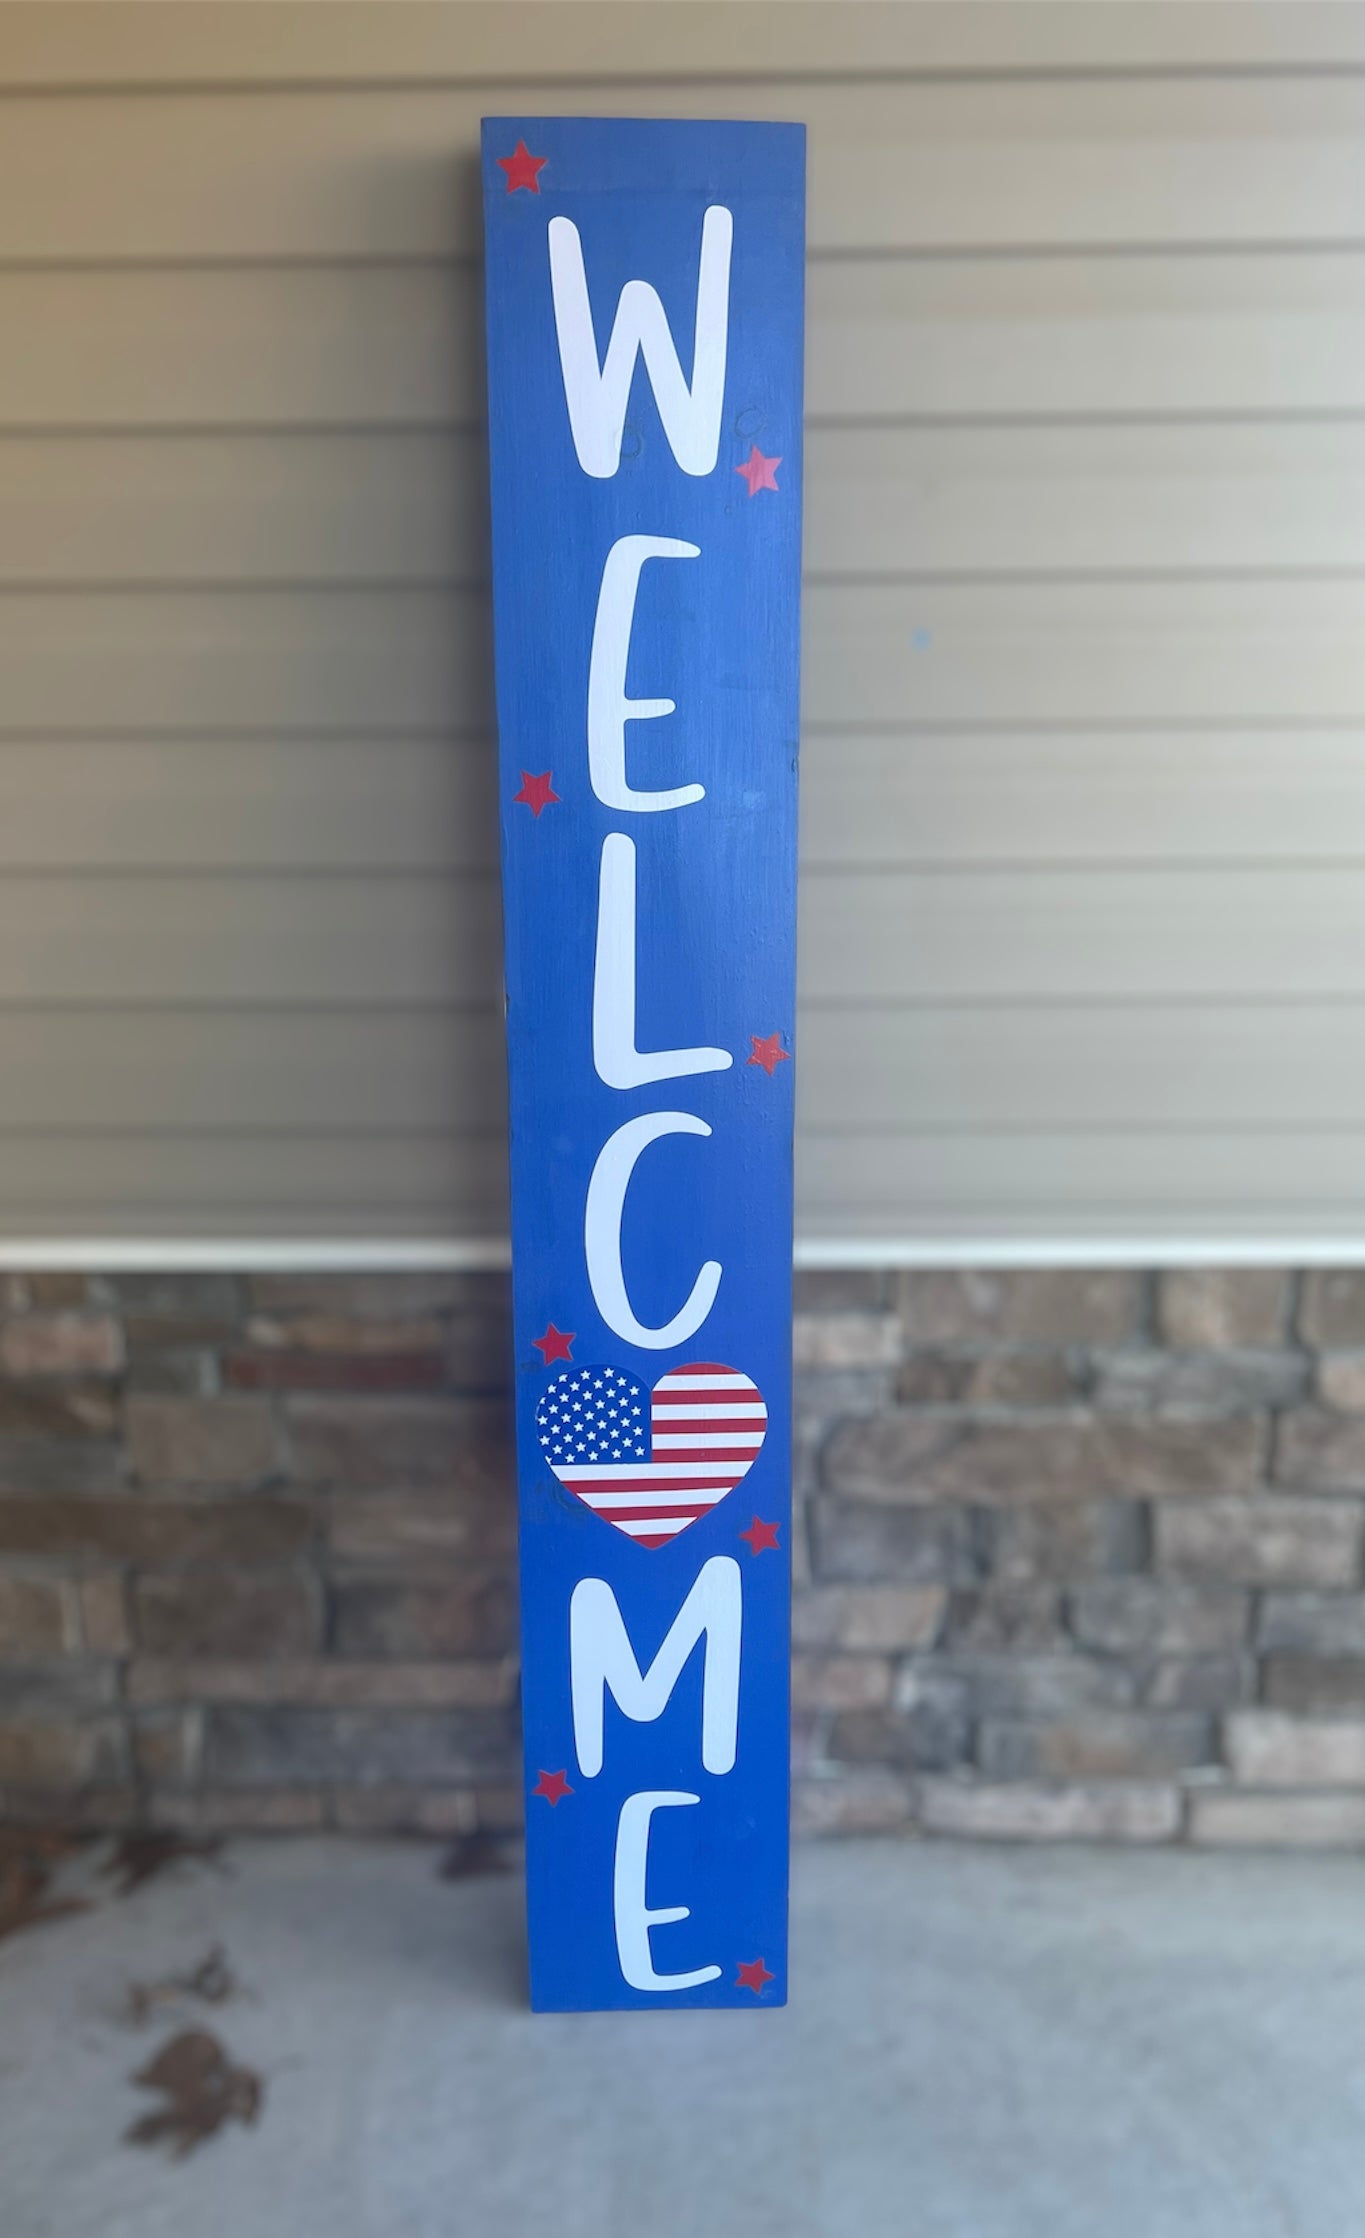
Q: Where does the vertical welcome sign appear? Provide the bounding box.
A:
[483,118,804,2011]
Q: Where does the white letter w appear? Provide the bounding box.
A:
[548,207,733,479]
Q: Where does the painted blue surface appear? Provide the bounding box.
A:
[483,116,805,2013]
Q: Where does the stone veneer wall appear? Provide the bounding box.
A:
[7,1266,1365,1846]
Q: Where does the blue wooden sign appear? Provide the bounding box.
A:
[482,116,805,2013]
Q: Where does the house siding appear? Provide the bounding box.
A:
[1,5,1364,1248]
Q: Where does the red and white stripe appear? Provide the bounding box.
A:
[555,1362,767,1550]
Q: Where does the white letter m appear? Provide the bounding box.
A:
[570,1556,741,1777]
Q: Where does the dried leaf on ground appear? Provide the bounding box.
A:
[125,2029,262,2159]
[0,1831,91,1945]
[101,1831,225,1898]
[437,1832,513,1881]
[127,1943,236,2024]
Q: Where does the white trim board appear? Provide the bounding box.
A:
[2,1237,1365,1271]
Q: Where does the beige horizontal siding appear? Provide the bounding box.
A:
[13,75,1365,261]
[802,733,1365,869]
[6,580,1365,733]
[0,875,501,1005]
[6,729,1365,872]
[0,1011,503,1131]
[2,4,1364,1250]
[16,863,1365,1008]
[0,737,497,867]
[805,1008,1365,1134]
[15,422,1365,585]
[5,1002,1365,1137]
[4,4,1365,91]
[798,1133,1365,1247]
[11,256,1365,429]
[14,1126,1365,1249]
[0,1133,506,1235]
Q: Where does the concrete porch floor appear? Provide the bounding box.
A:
[4,1833,1365,2237]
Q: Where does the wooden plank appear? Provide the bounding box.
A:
[20,421,1365,585]
[0,736,497,868]
[484,114,802,2013]
[2,4,1358,92]
[7,578,1365,733]
[14,76,1365,259]
[7,728,1365,872]
[10,254,1365,430]
[11,863,1365,1006]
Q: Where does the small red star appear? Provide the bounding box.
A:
[514,770,560,817]
[740,1515,781,1556]
[533,1768,573,1806]
[533,1322,575,1366]
[736,1956,775,1995]
[735,446,781,497]
[747,1032,790,1077]
[499,140,547,194]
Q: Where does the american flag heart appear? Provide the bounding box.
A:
[536,1360,768,1548]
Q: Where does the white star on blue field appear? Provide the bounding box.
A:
[535,1365,649,1465]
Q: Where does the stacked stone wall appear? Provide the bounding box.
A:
[4,1266,1365,1846]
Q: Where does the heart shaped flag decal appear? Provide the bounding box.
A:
[536,1360,768,1548]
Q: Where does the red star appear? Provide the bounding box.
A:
[735,446,781,497]
[533,1322,575,1366]
[736,1956,775,1995]
[533,1769,573,1806]
[514,770,560,817]
[747,1032,790,1077]
[740,1515,781,1556]
[499,140,547,195]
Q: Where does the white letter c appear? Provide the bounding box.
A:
[584,1112,721,1351]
